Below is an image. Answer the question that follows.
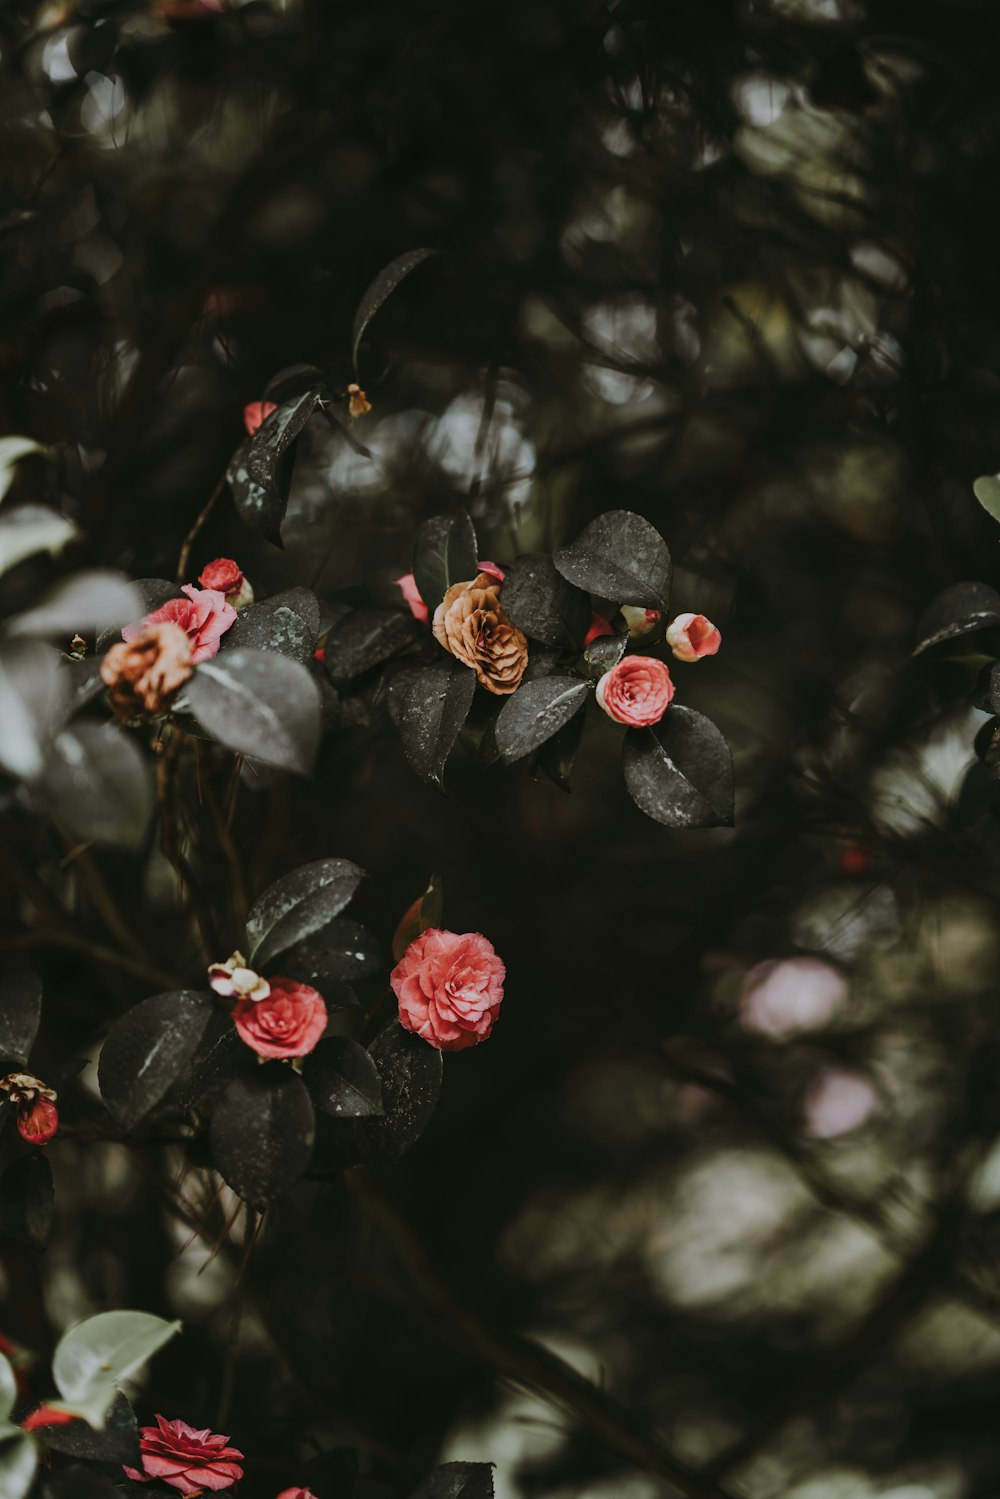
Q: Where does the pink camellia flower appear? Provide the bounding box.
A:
[394,572,429,624]
[395,562,506,624]
[208,951,270,1002]
[232,978,327,1060]
[739,957,848,1039]
[390,929,505,1052]
[620,606,662,639]
[244,400,278,437]
[0,1073,58,1145]
[123,585,236,665]
[583,612,615,648]
[804,1066,879,1139]
[123,1416,244,1495]
[596,656,675,727]
[666,612,721,662]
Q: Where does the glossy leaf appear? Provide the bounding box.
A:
[226,588,320,664]
[52,1311,181,1428]
[913,581,1000,655]
[303,1037,383,1118]
[185,649,321,774]
[412,511,478,615]
[323,608,416,679]
[43,1465,122,1499]
[246,857,366,967]
[351,247,436,371]
[0,972,42,1067]
[0,1425,37,1499]
[233,387,321,546]
[501,553,590,648]
[0,1358,15,1423]
[387,660,476,790]
[537,702,587,791]
[391,873,445,961]
[367,1021,442,1162]
[267,919,381,985]
[0,505,76,577]
[38,723,153,848]
[622,706,734,828]
[974,474,1000,524]
[8,572,140,640]
[42,1392,138,1466]
[494,676,589,764]
[409,1462,495,1499]
[554,509,671,611]
[0,639,68,781]
[209,1069,315,1209]
[583,630,627,677]
[0,437,42,502]
[98,991,216,1131]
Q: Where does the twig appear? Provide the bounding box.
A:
[0,931,179,990]
[176,478,225,585]
[346,1169,739,1499]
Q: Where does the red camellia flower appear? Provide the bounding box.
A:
[665,612,721,662]
[596,656,675,727]
[232,978,328,1060]
[123,585,236,665]
[123,1416,244,1494]
[243,400,278,436]
[198,558,242,595]
[0,1073,58,1145]
[390,929,505,1052]
[582,612,615,647]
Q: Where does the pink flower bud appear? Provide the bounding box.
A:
[739,958,847,1039]
[583,612,615,647]
[665,612,721,662]
[394,572,429,624]
[1,1073,59,1146]
[804,1066,879,1139]
[197,558,254,611]
[596,656,675,727]
[243,400,278,437]
[620,605,662,639]
[477,559,505,582]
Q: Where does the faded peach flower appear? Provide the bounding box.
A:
[432,572,528,695]
[666,612,721,662]
[346,383,372,419]
[100,623,194,722]
[123,585,236,664]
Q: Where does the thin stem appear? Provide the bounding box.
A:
[176,478,225,585]
[0,931,179,990]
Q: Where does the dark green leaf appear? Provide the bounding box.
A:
[38,723,153,849]
[352,248,436,371]
[0,1154,53,1250]
[268,919,381,985]
[622,706,734,828]
[226,588,320,664]
[387,660,476,790]
[536,702,587,791]
[246,857,366,967]
[367,1021,443,1162]
[8,572,140,640]
[409,1462,495,1499]
[0,1425,36,1499]
[98,991,215,1131]
[238,388,321,546]
[412,511,478,615]
[501,553,590,648]
[209,1069,315,1209]
[42,1393,138,1466]
[303,1037,383,1118]
[583,630,627,677]
[554,510,672,611]
[392,873,445,961]
[227,439,285,549]
[495,676,589,764]
[44,1466,121,1499]
[323,608,416,680]
[913,581,1000,655]
[974,474,1000,523]
[185,648,321,774]
[0,972,41,1067]
[0,639,69,781]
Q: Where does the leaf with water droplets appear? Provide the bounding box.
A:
[387,660,476,790]
[554,510,671,611]
[501,553,590,649]
[622,706,734,828]
[352,248,436,372]
[412,511,478,615]
[495,676,589,764]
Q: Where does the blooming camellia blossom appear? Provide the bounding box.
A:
[433,572,528,695]
[101,623,194,722]
[123,585,236,665]
[620,605,662,639]
[231,978,327,1060]
[0,1073,58,1145]
[123,1416,244,1494]
[394,561,506,624]
[583,612,615,647]
[197,558,253,610]
[208,951,270,1002]
[390,929,505,1051]
[596,656,675,726]
[738,957,848,1039]
[665,612,721,662]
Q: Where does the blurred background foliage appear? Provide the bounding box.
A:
[4,0,1000,1495]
